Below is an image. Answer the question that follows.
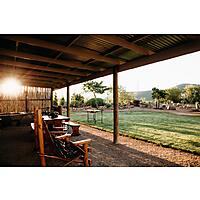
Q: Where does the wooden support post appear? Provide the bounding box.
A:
[34,108,39,150]
[25,86,28,112]
[113,66,119,144]
[37,109,46,167]
[67,86,70,117]
[50,88,53,111]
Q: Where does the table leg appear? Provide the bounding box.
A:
[93,113,96,124]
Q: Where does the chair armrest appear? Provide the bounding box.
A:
[50,131,65,136]
[52,127,64,131]
[72,139,92,146]
[55,133,71,142]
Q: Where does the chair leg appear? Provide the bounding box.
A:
[88,159,92,167]
[83,143,89,167]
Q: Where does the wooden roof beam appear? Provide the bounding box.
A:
[0,65,75,80]
[0,60,90,77]
[91,35,154,55]
[22,81,60,89]
[0,75,60,88]
[0,48,104,72]
[2,36,123,65]
[69,40,200,86]
[0,74,63,86]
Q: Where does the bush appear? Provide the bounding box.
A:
[86,98,105,108]
[105,103,112,108]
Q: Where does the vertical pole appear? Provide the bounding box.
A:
[34,107,39,150]
[25,86,28,112]
[113,66,119,144]
[67,86,70,117]
[37,109,46,167]
[50,88,53,111]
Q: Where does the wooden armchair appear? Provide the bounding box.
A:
[42,120,92,166]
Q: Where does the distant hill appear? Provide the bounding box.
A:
[129,83,200,101]
[175,83,200,90]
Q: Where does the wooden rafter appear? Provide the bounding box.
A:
[69,40,200,86]
[47,35,81,67]
[0,73,59,84]
[0,48,104,72]
[0,60,90,76]
[84,35,151,65]
[0,71,64,84]
[0,66,74,82]
[0,75,60,88]
[91,35,154,55]
[3,36,123,65]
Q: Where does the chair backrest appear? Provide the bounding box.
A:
[42,120,82,159]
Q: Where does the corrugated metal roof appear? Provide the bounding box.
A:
[0,34,199,89]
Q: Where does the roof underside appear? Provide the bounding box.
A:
[0,34,200,89]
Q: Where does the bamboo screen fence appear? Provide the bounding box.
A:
[0,86,52,113]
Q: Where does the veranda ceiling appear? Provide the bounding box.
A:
[0,34,199,89]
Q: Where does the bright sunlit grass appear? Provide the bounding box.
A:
[70,110,200,154]
[0,77,22,96]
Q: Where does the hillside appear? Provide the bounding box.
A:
[130,83,200,101]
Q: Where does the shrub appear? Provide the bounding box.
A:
[86,98,105,108]
[105,103,112,108]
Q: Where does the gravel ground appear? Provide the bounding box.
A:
[78,124,200,167]
[0,124,199,167]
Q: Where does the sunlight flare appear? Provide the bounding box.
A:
[0,77,22,96]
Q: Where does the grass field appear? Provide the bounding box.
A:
[69,110,200,154]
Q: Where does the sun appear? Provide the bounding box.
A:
[0,78,22,96]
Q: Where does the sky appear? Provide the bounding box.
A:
[55,51,200,99]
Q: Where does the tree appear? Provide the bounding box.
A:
[183,85,200,108]
[59,97,65,106]
[118,86,134,106]
[86,98,105,107]
[71,93,84,107]
[152,87,167,108]
[165,87,182,103]
[53,92,58,106]
[83,81,110,108]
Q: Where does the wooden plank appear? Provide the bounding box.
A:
[69,40,200,86]
[3,36,123,65]
[34,108,39,150]
[0,65,75,81]
[92,35,154,55]
[0,71,64,84]
[37,109,46,167]
[120,40,200,71]
[0,48,105,72]
[0,60,89,76]
[21,80,60,88]
[50,88,53,110]
[0,74,57,86]
[113,66,119,144]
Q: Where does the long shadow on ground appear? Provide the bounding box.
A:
[0,125,181,167]
[76,130,181,167]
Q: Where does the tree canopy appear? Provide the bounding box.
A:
[53,92,58,106]
[71,93,84,107]
[59,97,65,106]
[83,81,110,108]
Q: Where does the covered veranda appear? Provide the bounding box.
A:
[0,35,200,166]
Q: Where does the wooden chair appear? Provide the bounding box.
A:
[42,120,92,166]
[35,109,92,166]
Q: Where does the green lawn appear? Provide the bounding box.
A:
[69,110,200,154]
